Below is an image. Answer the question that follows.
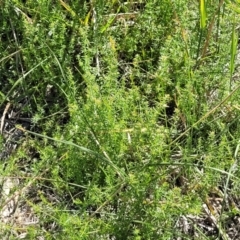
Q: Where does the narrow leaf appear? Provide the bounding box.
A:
[200,0,207,29]
[230,17,238,81]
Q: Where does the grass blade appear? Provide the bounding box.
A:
[200,0,207,29]
[230,16,238,89]
[15,126,125,180]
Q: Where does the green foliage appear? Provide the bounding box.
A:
[1,0,240,239]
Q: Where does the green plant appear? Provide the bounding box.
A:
[1,0,240,239]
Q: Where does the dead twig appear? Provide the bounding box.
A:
[0,103,11,134]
